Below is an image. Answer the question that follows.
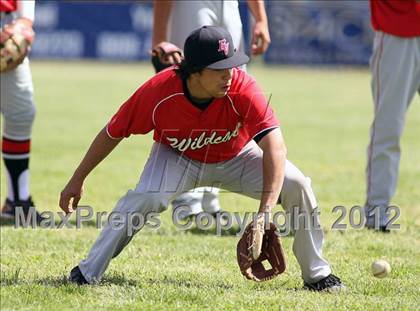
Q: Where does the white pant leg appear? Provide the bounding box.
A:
[78,143,203,283]
[0,58,36,139]
[168,0,221,48]
[221,0,244,54]
[213,141,331,283]
[201,187,221,214]
[172,186,221,218]
[168,0,245,65]
[366,32,420,219]
[171,190,204,218]
[279,161,331,283]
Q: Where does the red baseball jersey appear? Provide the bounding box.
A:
[107,68,279,163]
[0,0,17,12]
[370,0,420,37]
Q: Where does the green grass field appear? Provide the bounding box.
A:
[1,61,419,310]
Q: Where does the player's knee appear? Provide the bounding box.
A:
[141,192,169,213]
[117,191,169,215]
[3,103,36,125]
[285,171,309,192]
[280,173,315,206]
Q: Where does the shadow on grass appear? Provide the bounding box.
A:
[0,218,101,228]
[101,274,140,286]
[0,268,70,287]
[95,273,232,289]
[188,225,242,236]
[186,225,294,237]
[0,268,138,288]
[1,269,297,292]
[0,218,15,226]
[144,275,234,290]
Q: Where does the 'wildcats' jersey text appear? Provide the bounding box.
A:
[107,67,279,163]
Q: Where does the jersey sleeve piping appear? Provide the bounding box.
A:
[152,93,184,126]
[226,94,240,116]
[105,124,123,140]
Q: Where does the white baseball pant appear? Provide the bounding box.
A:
[0,58,36,141]
[78,140,332,284]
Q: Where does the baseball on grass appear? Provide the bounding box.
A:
[371,260,391,278]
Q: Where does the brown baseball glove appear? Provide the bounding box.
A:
[151,41,183,73]
[0,18,35,73]
[237,221,286,282]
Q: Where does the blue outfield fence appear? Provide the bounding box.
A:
[31,1,373,65]
[32,1,153,60]
[264,1,373,65]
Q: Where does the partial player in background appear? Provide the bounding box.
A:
[364,0,420,232]
[151,0,271,220]
[0,0,43,223]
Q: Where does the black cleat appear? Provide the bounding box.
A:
[303,274,346,293]
[365,223,391,233]
[69,266,89,285]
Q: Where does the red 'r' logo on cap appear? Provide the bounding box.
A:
[218,39,229,56]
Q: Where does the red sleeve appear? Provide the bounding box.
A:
[0,0,17,12]
[235,76,280,139]
[106,79,156,139]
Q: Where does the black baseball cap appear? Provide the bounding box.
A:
[184,26,249,70]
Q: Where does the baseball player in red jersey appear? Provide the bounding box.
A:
[0,0,44,223]
[60,26,344,291]
[365,0,420,231]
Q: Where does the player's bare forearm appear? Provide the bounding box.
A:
[72,127,121,180]
[247,0,268,24]
[59,127,122,213]
[152,0,173,47]
[257,128,286,214]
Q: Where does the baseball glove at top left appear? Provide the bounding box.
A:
[1,18,35,73]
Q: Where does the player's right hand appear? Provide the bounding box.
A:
[59,179,84,214]
[251,212,266,259]
[251,21,271,55]
[151,41,183,73]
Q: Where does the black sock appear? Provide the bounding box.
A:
[3,158,29,202]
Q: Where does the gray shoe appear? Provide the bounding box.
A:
[0,197,46,225]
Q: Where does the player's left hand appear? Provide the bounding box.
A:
[237,219,286,282]
[251,21,271,55]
